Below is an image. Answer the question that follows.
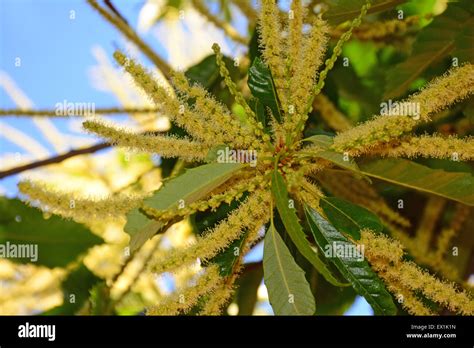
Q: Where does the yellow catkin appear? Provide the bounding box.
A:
[289,17,329,118]
[383,280,434,315]
[211,44,268,148]
[147,264,222,315]
[298,162,328,176]
[309,1,371,103]
[199,281,235,315]
[331,16,421,41]
[414,197,446,254]
[171,70,254,148]
[286,0,305,109]
[377,135,474,161]
[296,187,321,212]
[382,202,467,282]
[395,262,473,315]
[200,207,270,316]
[384,222,460,282]
[316,170,411,228]
[288,0,304,70]
[259,0,286,107]
[332,64,474,154]
[149,190,271,275]
[361,230,474,315]
[113,51,218,145]
[18,180,140,221]
[312,94,352,131]
[83,119,209,162]
[141,174,266,221]
[434,204,470,261]
[300,177,324,199]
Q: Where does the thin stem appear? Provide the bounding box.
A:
[0,107,161,117]
[192,0,248,45]
[0,142,110,179]
[87,0,173,81]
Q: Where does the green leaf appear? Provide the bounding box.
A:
[248,57,282,122]
[124,209,164,253]
[271,171,349,287]
[185,54,229,88]
[263,222,316,315]
[90,282,111,315]
[193,192,249,276]
[384,3,474,98]
[248,28,262,63]
[236,263,263,315]
[320,197,383,240]
[212,235,246,276]
[254,99,267,129]
[358,158,474,206]
[205,144,228,163]
[329,62,381,120]
[454,17,474,63]
[125,163,244,251]
[44,263,100,315]
[304,135,360,172]
[305,207,397,315]
[145,163,243,209]
[303,134,334,148]
[314,275,357,315]
[325,0,407,25]
[0,198,103,268]
[184,53,239,108]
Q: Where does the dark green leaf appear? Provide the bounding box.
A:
[210,233,247,277]
[185,54,223,88]
[263,222,316,315]
[305,207,397,315]
[328,64,381,121]
[90,282,111,315]
[320,197,383,240]
[271,171,349,287]
[384,3,474,98]
[193,190,249,277]
[314,274,357,315]
[0,198,103,268]
[44,264,100,315]
[248,28,262,63]
[236,263,263,315]
[454,17,474,63]
[325,0,407,25]
[248,57,282,122]
[358,158,474,206]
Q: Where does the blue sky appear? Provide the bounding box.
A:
[0,0,372,315]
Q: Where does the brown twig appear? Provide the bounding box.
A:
[0,142,110,179]
[0,107,161,117]
[87,0,174,81]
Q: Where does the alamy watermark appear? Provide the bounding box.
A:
[0,241,38,262]
[216,146,258,167]
[380,99,420,120]
[55,99,95,116]
[324,242,364,261]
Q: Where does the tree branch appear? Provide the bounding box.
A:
[0,142,111,179]
[0,107,160,117]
